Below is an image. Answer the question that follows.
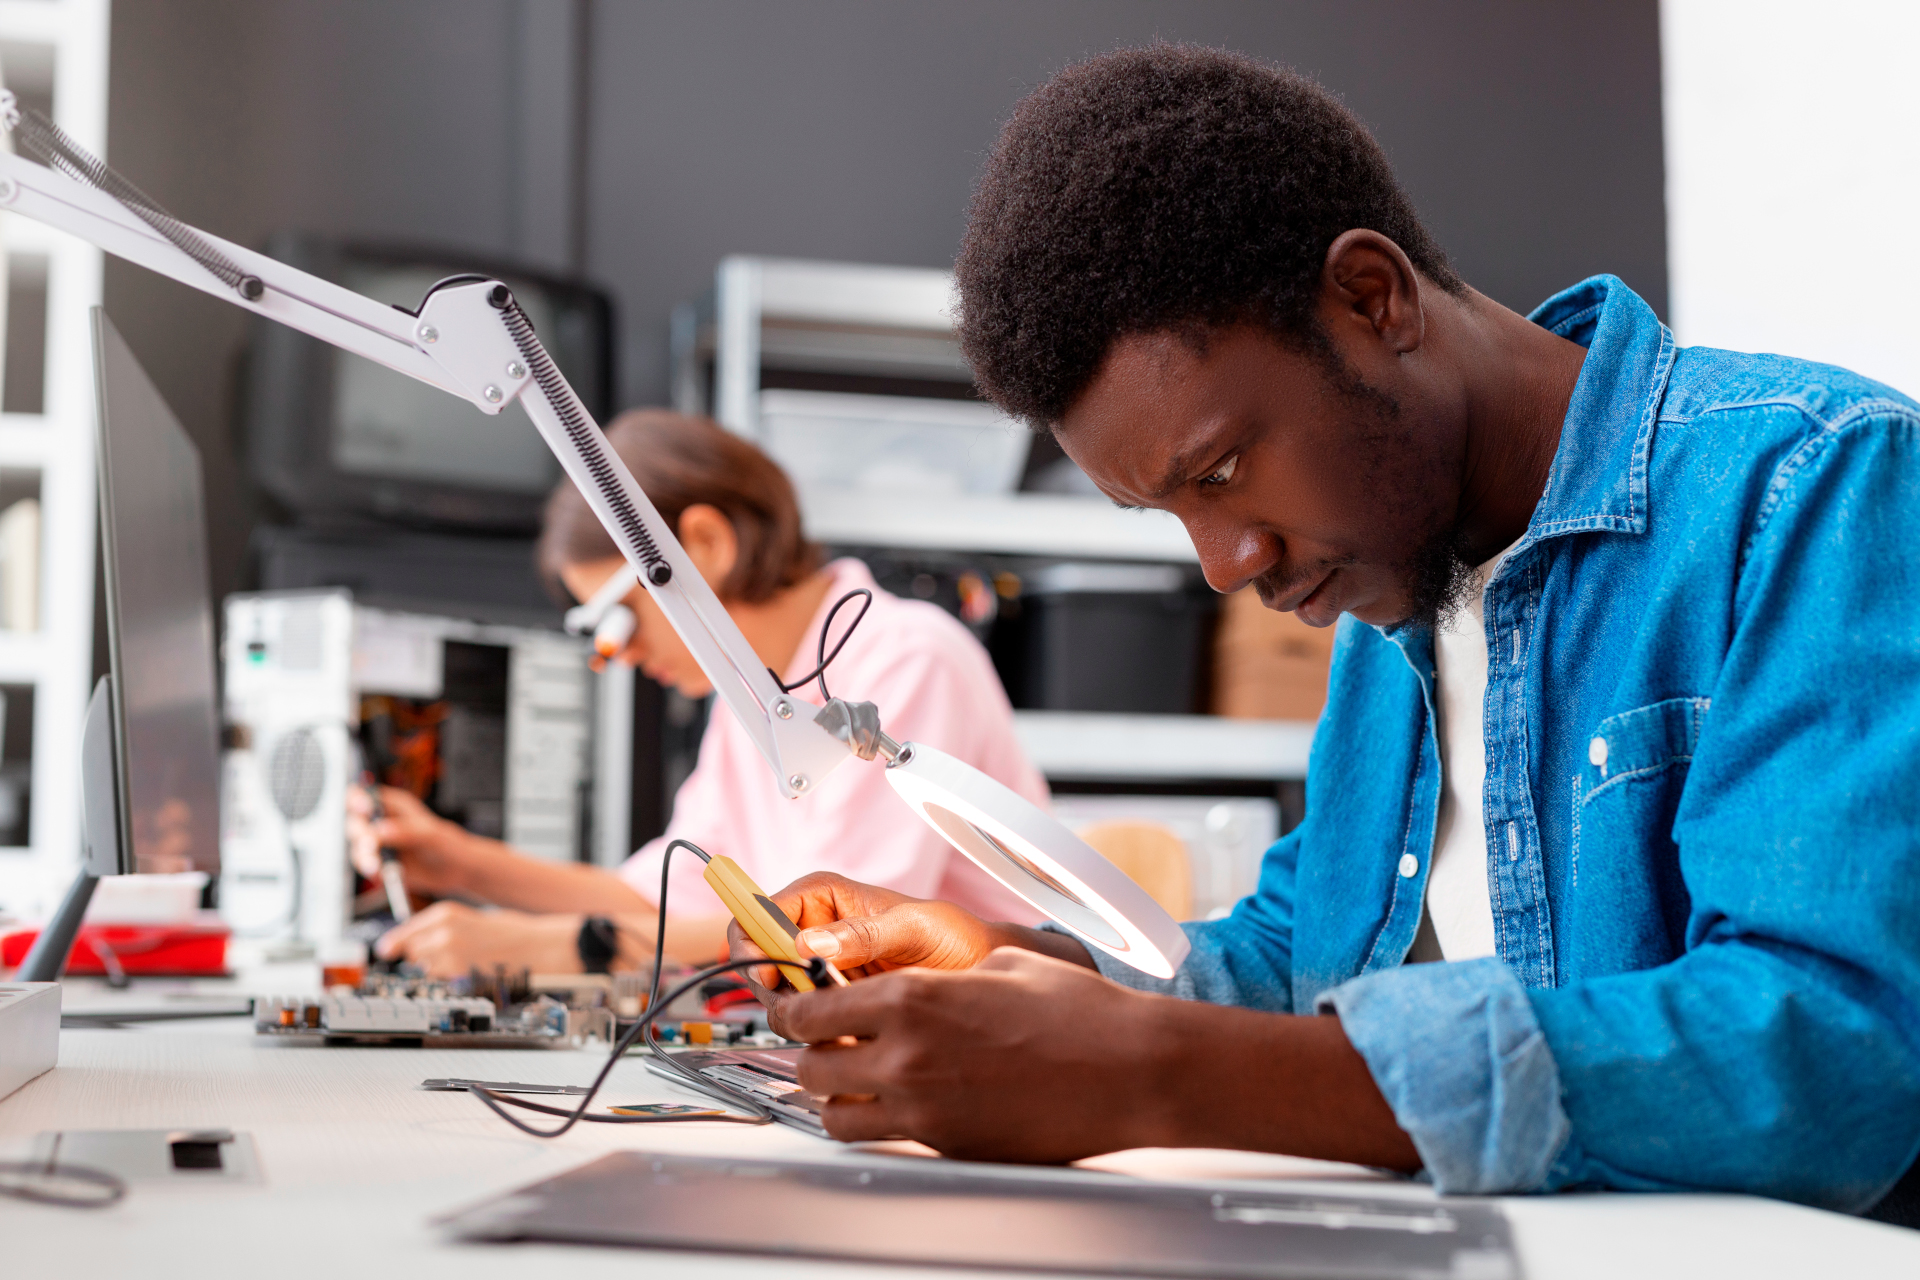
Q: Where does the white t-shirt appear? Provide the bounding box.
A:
[1409,543,1515,963]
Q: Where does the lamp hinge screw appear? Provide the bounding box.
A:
[788,774,809,793]
[506,360,526,379]
[774,699,793,719]
[416,324,438,344]
[482,385,503,404]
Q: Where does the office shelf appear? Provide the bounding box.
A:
[675,256,1206,565]
[800,487,1196,563]
[1012,711,1313,783]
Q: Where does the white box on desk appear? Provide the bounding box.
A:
[0,982,59,1103]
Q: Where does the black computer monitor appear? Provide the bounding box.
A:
[16,310,222,978]
[243,235,615,535]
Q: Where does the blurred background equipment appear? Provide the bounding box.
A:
[243,234,613,537]
[241,236,617,627]
[220,591,611,952]
[994,562,1218,716]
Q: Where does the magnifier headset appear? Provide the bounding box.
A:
[562,563,640,660]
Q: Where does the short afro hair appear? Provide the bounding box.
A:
[955,44,1463,427]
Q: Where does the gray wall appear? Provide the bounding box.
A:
[102,0,1666,608]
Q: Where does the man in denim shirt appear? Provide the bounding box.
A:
[738,47,1920,1218]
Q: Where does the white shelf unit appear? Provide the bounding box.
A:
[674,255,1201,565]
[1012,712,1313,784]
[0,0,109,921]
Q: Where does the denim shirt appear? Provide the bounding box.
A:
[1077,276,1920,1212]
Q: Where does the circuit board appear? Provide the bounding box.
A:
[252,968,782,1050]
[254,992,574,1048]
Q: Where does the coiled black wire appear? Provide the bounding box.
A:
[467,838,819,1137]
[490,291,672,587]
[774,588,873,701]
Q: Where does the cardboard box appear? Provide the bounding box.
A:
[1211,587,1335,721]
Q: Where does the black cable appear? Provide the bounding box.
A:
[467,837,824,1137]
[0,1159,126,1209]
[468,956,821,1137]
[773,588,873,701]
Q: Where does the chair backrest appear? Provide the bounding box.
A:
[1077,820,1193,922]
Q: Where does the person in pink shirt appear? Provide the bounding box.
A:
[350,409,1045,976]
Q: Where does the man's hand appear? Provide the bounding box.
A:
[347,785,476,900]
[725,871,1088,1021]
[780,948,1171,1161]
[373,902,579,978]
[779,947,1423,1170]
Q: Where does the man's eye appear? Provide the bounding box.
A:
[1199,455,1238,486]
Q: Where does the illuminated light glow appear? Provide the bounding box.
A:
[885,742,1190,979]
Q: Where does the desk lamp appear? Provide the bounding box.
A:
[0,99,1190,980]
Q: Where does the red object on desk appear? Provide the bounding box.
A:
[0,921,231,976]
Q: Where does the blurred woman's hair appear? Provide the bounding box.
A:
[538,408,819,603]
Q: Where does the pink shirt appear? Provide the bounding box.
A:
[621,558,1048,928]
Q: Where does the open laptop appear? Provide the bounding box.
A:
[645,1045,826,1135]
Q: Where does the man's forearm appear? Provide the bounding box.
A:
[1141,998,1419,1170]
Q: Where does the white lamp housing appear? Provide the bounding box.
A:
[885,742,1191,979]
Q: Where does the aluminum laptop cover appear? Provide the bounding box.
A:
[438,1148,1518,1279]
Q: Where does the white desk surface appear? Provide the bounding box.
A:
[3,995,1917,1278]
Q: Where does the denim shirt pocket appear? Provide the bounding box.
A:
[1569,696,1710,976]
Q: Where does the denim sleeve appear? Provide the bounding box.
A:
[1522,419,1920,1212]
[1315,958,1573,1194]
[1043,824,1303,1012]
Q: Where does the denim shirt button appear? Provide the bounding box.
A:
[1588,736,1609,770]
[1398,853,1419,878]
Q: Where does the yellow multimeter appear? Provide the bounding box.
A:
[702,855,850,992]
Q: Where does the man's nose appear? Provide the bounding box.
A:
[1183,515,1280,595]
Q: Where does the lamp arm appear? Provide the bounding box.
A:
[0,144,847,798]
[0,105,1187,976]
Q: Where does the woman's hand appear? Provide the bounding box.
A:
[346,785,477,900]
[373,901,580,978]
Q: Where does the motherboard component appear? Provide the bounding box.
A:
[252,992,568,1048]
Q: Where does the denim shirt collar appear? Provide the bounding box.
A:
[1378,275,1675,656]
[1521,274,1674,546]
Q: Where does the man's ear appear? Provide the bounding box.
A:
[675,503,740,593]
[1319,229,1425,357]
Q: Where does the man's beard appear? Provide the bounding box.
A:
[1399,524,1475,633]
[1320,339,1474,633]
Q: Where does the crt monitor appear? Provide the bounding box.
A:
[242,234,615,535]
[16,310,222,978]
